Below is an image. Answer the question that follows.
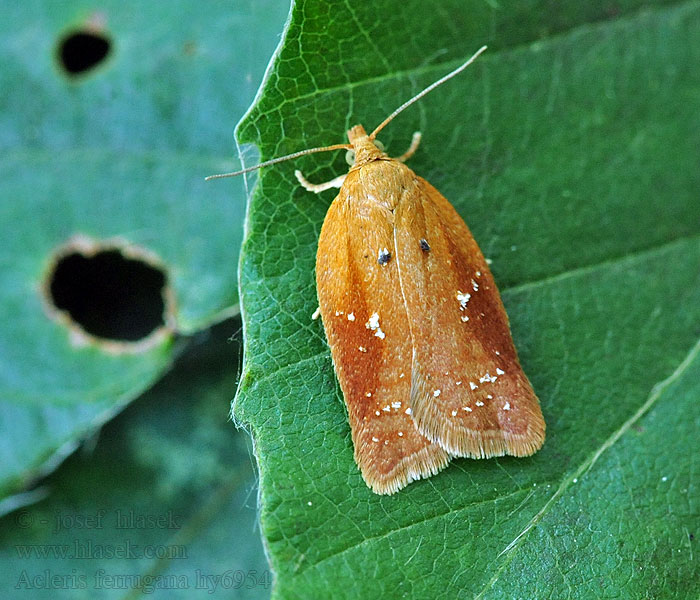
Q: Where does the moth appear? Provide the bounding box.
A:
[208,46,545,495]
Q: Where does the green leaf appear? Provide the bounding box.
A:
[234,1,700,597]
[0,1,287,501]
[0,319,272,600]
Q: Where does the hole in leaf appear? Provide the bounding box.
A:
[44,237,175,351]
[57,30,111,75]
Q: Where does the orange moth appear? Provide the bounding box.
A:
[208,46,545,494]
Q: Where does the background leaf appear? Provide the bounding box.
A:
[0,0,286,503]
[0,319,272,599]
[234,1,700,598]
[0,0,290,598]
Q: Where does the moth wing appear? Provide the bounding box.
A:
[316,168,450,494]
[394,175,545,458]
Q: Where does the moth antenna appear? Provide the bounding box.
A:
[205,143,352,181]
[369,45,488,140]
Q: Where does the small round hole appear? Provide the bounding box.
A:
[58,31,111,76]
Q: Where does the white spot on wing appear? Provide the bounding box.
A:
[311,306,321,320]
[469,381,478,390]
[365,312,385,339]
[456,290,471,310]
[479,372,497,383]
[503,402,511,411]
[433,389,441,397]
[347,312,355,321]
[496,367,505,375]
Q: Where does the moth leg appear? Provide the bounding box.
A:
[295,170,347,194]
[396,132,422,163]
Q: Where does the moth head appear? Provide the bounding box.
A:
[346,125,387,167]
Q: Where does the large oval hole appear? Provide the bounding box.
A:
[44,238,175,350]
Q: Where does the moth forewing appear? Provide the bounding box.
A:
[395,177,545,458]
[316,165,450,495]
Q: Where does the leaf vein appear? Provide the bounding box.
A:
[296,487,532,574]
[474,336,700,598]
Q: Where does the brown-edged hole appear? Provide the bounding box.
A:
[58,31,111,75]
[48,248,167,342]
